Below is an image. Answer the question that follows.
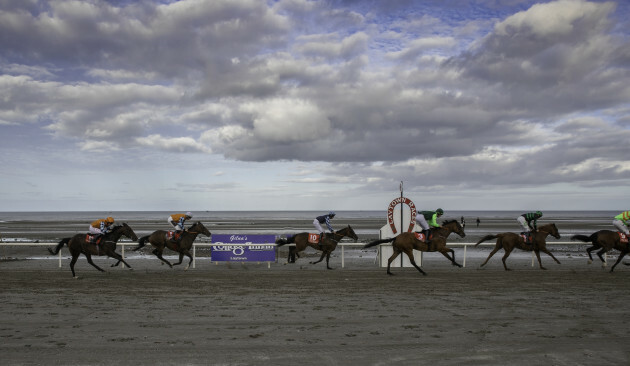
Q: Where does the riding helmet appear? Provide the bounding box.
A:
[436,208,444,215]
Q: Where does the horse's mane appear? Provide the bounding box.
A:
[441,219,457,225]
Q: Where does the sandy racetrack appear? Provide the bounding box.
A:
[1,254,629,366]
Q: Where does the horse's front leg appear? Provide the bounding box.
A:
[310,250,327,265]
[325,252,334,270]
[106,250,133,270]
[173,252,184,266]
[183,250,193,270]
[610,252,627,273]
[539,247,561,265]
[440,249,461,268]
[533,250,546,270]
[153,248,173,268]
[84,253,106,273]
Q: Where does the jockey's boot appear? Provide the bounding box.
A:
[318,232,324,250]
[422,230,431,244]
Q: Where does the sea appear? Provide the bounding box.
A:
[0,210,621,242]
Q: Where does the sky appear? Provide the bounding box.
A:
[1,0,629,212]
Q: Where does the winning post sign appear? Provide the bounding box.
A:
[211,234,276,262]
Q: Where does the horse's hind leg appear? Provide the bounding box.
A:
[501,247,514,271]
[479,245,501,268]
[70,255,79,278]
[84,253,106,273]
[586,245,598,264]
[404,249,426,276]
[386,248,402,275]
[596,248,608,267]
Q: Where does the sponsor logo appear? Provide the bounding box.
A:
[387,197,417,234]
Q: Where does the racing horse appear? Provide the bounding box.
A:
[571,230,630,272]
[363,220,466,276]
[475,223,561,271]
[48,223,138,278]
[132,221,211,270]
[275,225,358,269]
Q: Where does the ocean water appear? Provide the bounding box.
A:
[0,210,621,222]
[0,210,621,242]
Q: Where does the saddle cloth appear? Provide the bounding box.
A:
[166,231,182,241]
[85,234,102,246]
[414,232,431,241]
[520,234,532,245]
[307,233,320,244]
[619,232,628,244]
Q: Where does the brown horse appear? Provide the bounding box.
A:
[275,225,358,269]
[571,230,629,272]
[363,220,466,276]
[475,223,561,271]
[133,221,211,270]
[48,223,138,278]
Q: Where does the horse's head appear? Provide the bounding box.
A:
[190,221,211,237]
[120,223,139,241]
[346,225,359,243]
[442,220,466,238]
[540,223,561,239]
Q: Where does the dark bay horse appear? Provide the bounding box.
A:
[48,223,138,278]
[363,220,466,276]
[133,221,211,270]
[475,223,561,271]
[275,225,358,269]
[571,230,629,272]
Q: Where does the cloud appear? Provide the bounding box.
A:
[136,134,212,153]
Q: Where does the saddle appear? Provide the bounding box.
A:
[618,232,629,244]
[166,231,182,242]
[85,234,103,246]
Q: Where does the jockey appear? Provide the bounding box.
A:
[415,208,444,243]
[88,216,114,235]
[613,211,630,235]
[313,211,336,243]
[88,217,114,244]
[168,212,193,232]
[517,211,542,234]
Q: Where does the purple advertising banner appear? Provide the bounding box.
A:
[211,234,277,262]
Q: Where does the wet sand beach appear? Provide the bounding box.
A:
[1,213,629,365]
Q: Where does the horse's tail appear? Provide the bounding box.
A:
[363,237,395,249]
[275,235,295,247]
[48,237,70,255]
[571,234,596,243]
[134,235,150,251]
[475,235,499,247]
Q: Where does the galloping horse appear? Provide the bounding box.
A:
[133,221,211,270]
[275,225,358,269]
[571,230,629,272]
[48,223,138,278]
[363,220,466,276]
[475,223,561,271]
